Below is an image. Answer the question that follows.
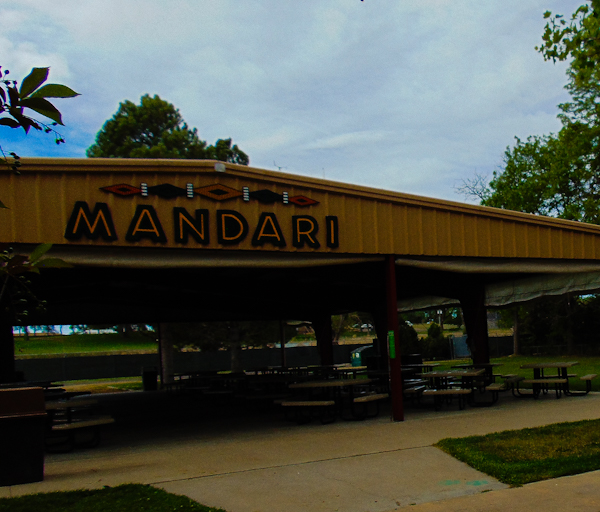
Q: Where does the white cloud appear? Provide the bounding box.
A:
[0,0,583,201]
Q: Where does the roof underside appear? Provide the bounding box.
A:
[4,158,600,324]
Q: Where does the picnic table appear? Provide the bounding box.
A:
[285,378,387,422]
[515,361,579,398]
[451,362,503,386]
[419,369,485,410]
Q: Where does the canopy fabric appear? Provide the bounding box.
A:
[31,245,384,269]
[396,271,600,312]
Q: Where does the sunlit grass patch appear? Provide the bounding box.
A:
[0,484,227,512]
[435,419,600,486]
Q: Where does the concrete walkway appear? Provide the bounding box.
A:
[3,391,600,511]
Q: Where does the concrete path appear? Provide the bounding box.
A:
[3,391,600,511]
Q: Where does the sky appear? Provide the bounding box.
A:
[0,0,584,203]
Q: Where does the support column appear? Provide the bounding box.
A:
[158,323,174,387]
[385,255,404,422]
[460,283,490,365]
[279,319,287,368]
[0,321,15,384]
[371,308,389,371]
[312,314,334,366]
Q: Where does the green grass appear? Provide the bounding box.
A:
[436,419,600,486]
[0,484,226,512]
[15,333,158,356]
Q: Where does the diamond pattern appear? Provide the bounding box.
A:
[101,184,142,196]
[288,195,319,207]
[195,184,243,201]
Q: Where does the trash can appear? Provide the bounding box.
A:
[351,345,375,367]
[142,367,158,391]
[0,387,46,486]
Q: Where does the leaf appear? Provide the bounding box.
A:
[0,200,7,209]
[7,86,19,107]
[35,257,72,269]
[28,243,52,263]
[0,117,20,128]
[19,67,49,98]
[19,97,63,125]
[30,84,80,99]
[5,254,28,268]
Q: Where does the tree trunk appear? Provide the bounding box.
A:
[158,323,174,386]
[512,307,520,356]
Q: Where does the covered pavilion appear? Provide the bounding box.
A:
[3,157,600,420]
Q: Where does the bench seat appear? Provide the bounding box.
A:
[46,415,115,452]
[280,400,336,424]
[422,388,471,410]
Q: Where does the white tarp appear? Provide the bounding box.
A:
[395,257,600,311]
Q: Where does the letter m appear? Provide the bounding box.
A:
[64,201,118,241]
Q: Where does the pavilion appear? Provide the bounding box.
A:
[3,157,600,420]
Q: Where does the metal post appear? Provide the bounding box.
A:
[386,255,404,421]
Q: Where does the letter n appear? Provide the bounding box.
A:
[292,215,320,249]
[126,205,167,243]
[217,210,248,245]
[174,208,209,245]
[64,201,117,241]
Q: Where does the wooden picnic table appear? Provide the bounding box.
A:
[286,378,386,421]
[419,369,485,410]
[451,362,503,386]
[516,361,579,398]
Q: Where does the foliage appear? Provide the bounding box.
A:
[422,322,451,360]
[86,94,248,164]
[398,320,420,355]
[436,419,600,486]
[0,483,226,512]
[0,66,79,206]
[164,320,291,351]
[459,2,600,223]
[0,244,71,324]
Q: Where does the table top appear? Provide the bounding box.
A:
[452,363,503,368]
[520,362,579,369]
[420,369,485,378]
[289,378,373,389]
[45,398,98,410]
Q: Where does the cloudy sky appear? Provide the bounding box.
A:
[0,0,583,202]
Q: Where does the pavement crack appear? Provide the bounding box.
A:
[151,444,432,485]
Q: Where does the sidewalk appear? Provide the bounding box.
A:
[2,391,600,511]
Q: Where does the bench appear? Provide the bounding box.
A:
[404,385,426,405]
[566,374,598,395]
[520,378,568,399]
[581,374,597,393]
[422,388,471,410]
[280,400,336,424]
[351,393,389,419]
[46,415,115,452]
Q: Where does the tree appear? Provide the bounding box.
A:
[87,94,249,164]
[460,2,600,223]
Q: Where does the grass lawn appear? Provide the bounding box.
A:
[436,419,600,486]
[15,333,158,356]
[0,484,226,512]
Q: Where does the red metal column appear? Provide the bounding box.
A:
[386,255,404,421]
